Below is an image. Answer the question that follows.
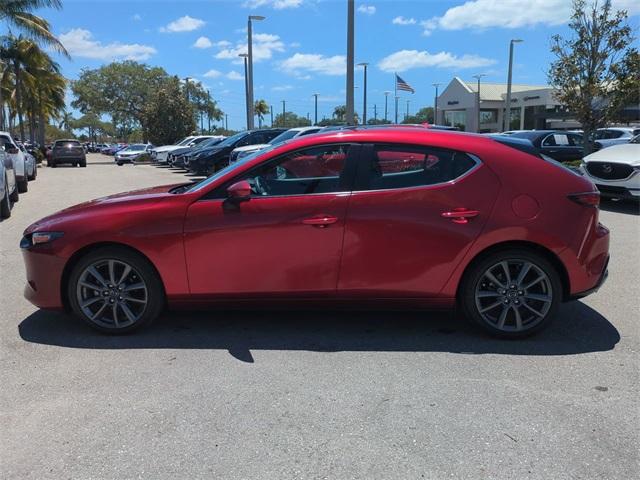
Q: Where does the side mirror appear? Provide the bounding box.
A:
[5,144,18,154]
[227,180,252,201]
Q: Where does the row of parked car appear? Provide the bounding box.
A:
[1,131,39,219]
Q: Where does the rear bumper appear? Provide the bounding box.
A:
[569,255,609,300]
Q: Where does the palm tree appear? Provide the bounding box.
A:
[58,110,74,133]
[0,0,68,54]
[254,99,269,128]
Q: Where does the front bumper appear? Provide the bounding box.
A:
[595,184,640,200]
[22,246,66,309]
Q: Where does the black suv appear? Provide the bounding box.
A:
[188,128,286,176]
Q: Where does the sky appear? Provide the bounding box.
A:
[35,0,640,130]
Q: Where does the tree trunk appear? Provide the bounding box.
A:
[14,62,25,142]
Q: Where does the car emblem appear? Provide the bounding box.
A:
[602,164,613,174]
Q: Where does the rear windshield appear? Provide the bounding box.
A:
[55,140,80,147]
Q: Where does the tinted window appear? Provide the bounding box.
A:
[239,144,349,197]
[55,140,80,147]
[568,133,583,146]
[365,145,476,191]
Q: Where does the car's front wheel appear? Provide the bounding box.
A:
[68,247,164,334]
[460,249,562,338]
[17,177,28,193]
[1,180,11,218]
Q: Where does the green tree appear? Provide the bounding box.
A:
[142,76,196,146]
[72,61,169,141]
[0,0,68,54]
[254,99,269,127]
[548,0,639,154]
[402,106,434,125]
[273,111,311,128]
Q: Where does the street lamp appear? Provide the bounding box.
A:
[247,14,265,130]
[472,74,487,133]
[384,91,391,122]
[504,39,523,131]
[432,83,441,125]
[357,62,369,125]
[238,53,249,130]
[345,0,355,125]
[312,93,319,125]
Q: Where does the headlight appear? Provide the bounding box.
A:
[20,232,64,248]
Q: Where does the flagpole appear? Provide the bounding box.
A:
[394,72,398,124]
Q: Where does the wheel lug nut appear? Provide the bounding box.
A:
[518,290,523,295]
[514,300,520,305]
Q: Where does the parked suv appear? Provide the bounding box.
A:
[188,128,286,175]
[50,139,87,167]
[1,148,19,218]
[0,131,34,192]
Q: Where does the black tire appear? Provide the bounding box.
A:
[50,160,56,168]
[459,248,562,338]
[117,162,123,166]
[67,246,165,334]
[1,180,11,218]
[9,183,19,202]
[17,177,28,193]
[80,160,87,167]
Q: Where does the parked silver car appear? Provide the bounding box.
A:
[1,148,19,218]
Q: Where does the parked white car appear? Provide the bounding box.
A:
[594,127,640,149]
[150,136,217,164]
[581,135,640,201]
[229,126,323,164]
[1,148,19,218]
[0,131,35,193]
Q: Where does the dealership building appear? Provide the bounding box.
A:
[435,77,580,133]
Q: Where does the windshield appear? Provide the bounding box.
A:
[126,144,147,151]
[269,129,299,145]
[195,137,224,150]
[176,137,193,146]
[183,143,278,194]
[216,131,248,148]
[630,135,639,144]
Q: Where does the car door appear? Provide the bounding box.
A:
[337,143,500,297]
[183,143,358,297]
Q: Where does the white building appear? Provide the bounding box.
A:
[436,77,580,133]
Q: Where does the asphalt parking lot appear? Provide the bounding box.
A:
[1,153,639,479]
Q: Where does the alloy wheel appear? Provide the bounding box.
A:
[76,259,148,329]
[474,259,553,333]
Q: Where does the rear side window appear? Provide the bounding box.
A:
[364,144,477,191]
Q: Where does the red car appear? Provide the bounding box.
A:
[20,128,609,337]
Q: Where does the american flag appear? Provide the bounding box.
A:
[396,74,415,94]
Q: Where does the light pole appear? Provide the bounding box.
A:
[207,90,211,132]
[504,39,523,132]
[238,53,249,130]
[394,95,399,124]
[345,0,355,125]
[432,83,441,125]
[247,14,265,130]
[405,99,410,121]
[183,77,191,101]
[384,91,391,122]
[281,100,286,127]
[357,62,369,125]
[312,93,319,125]
[472,74,487,133]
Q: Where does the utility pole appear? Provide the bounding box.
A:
[312,93,319,125]
[345,0,355,125]
[374,104,377,121]
[432,83,441,125]
[239,53,249,130]
[504,39,523,132]
[270,105,273,126]
[247,15,265,130]
[357,62,369,125]
[384,91,390,122]
[225,114,228,131]
[406,100,410,121]
[207,90,211,132]
[473,74,487,133]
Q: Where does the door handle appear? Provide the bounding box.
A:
[441,208,479,224]
[302,215,338,228]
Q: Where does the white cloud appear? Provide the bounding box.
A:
[215,32,285,63]
[132,14,141,21]
[203,69,222,78]
[421,0,639,35]
[243,0,304,9]
[378,49,496,72]
[272,84,294,91]
[59,28,157,61]
[280,53,346,76]
[160,15,205,33]
[392,16,416,25]
[358,5,376,15]
[193,36,213,49]
[226,71,244,80]
[214,40,232,48]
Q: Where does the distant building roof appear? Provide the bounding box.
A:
[461,79,550,101]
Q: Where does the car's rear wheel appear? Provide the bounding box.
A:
[460,249,561,338]
[50,160,56,168]
[68,247,164,334]
[17,177,28,193]
[1,180,11,218]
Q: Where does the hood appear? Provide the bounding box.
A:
[194,146,226,158]
[117,150,144,156]
[153,144,185,153]
[234,144,269,153]
[584,144,640,165]
[24,183,186,234]
[170,146,193,156]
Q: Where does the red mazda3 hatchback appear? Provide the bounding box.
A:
[21,128,609,337]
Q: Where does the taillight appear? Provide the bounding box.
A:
[568,191,600,207]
